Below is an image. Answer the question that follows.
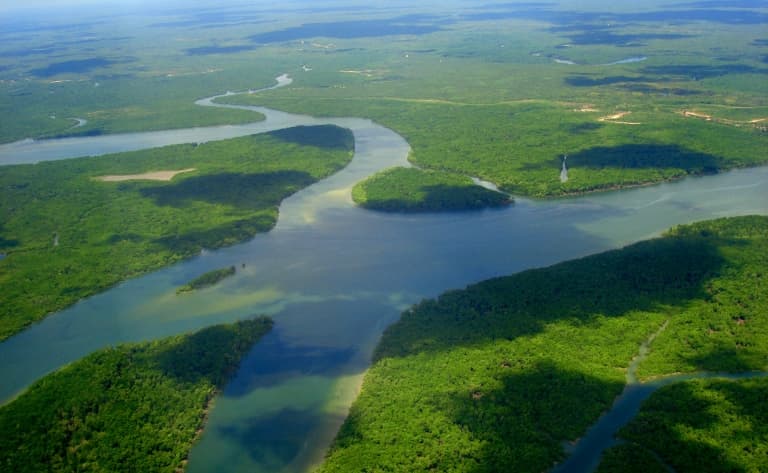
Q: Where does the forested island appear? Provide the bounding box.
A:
[0,125,354,341]
[319,216,768,472]
[177,266,237,294]
[0,317,273,473]
[352,167,510,212]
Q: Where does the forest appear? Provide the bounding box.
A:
[0,317,273,473]
[0,125,354,341]
[177,266,237,294]
[226,96,768,198]
[1,2,767,471]
[319,216,768,472]
[352,167,510,212]
[598,377,768,473]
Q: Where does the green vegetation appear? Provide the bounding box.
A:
[319,216,768,472]
[177,266,236,294]
[213,2,768,198]
[228,96,768,198]
[351,167,510,212]
[0,317,273,473]
[596,443,670,473]
[598,377,768,473]
[0,125,354,341]
[0,71,273,145]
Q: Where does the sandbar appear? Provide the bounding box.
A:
[96,168,196,182]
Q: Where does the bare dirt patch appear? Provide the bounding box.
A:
[598,111,641,125]
[96,168,196,182]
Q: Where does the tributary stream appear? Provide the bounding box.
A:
[0,76,767,472]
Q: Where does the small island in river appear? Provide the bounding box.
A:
[352,167,511,212]
[177,265,237,294]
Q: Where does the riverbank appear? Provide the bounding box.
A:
[0,125,354,341]
[0,317,273,472]
[317,216,768,472]
[352,167,511,212]
[1,88,767,473]
[218,95,768,199]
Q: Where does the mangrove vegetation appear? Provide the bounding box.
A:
[0,125,354,341]
[0,317,273,473]
[598,377,768,473]
[351,167,510,212]
[177,266,236,294]
[319,216,768,472]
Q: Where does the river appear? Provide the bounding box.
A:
[0,76,767,472]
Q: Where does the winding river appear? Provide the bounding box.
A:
[1,76,767,472]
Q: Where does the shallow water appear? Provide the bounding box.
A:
[0,78,767,472]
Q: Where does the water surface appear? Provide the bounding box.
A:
[0,80,766,472]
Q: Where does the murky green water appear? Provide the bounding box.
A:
[0,80,766,472]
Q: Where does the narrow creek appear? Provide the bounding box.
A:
[552,320,768,473]
[0,76,766,472]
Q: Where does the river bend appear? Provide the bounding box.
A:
[0,76,767,472]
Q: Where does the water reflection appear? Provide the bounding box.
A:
[0,92,766,472]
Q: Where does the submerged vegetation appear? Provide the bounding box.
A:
[598,377,768,473]
[0,125,353,341]
[177,266,236,294]
[0,317,273,473]
[319,216,768,472]
[352,167,510,212]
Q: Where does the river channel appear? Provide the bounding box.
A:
[0,76,767,472]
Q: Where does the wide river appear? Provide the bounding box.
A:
[1,76,767,472]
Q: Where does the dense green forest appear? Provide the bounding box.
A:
[598,377,768,473]
[318,216,768,472]
[0,125,354,341]
[0,317,273,473]
[226,96,768,198]
[0,64,277,145]
[352,167,510,212]
[177,266,236,294]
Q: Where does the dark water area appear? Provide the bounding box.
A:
[152,4,374,29]
[463,6,768,25]
[670,0,768,8]
[151,10,265,29]
[566,75,659,87]
[248,16,447,44]
[186,45,255,56]
[30,57,127,78]
[624,84,704,95]
[566,31,691,46]
[0,46,64,58]
[642,63,768,79]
